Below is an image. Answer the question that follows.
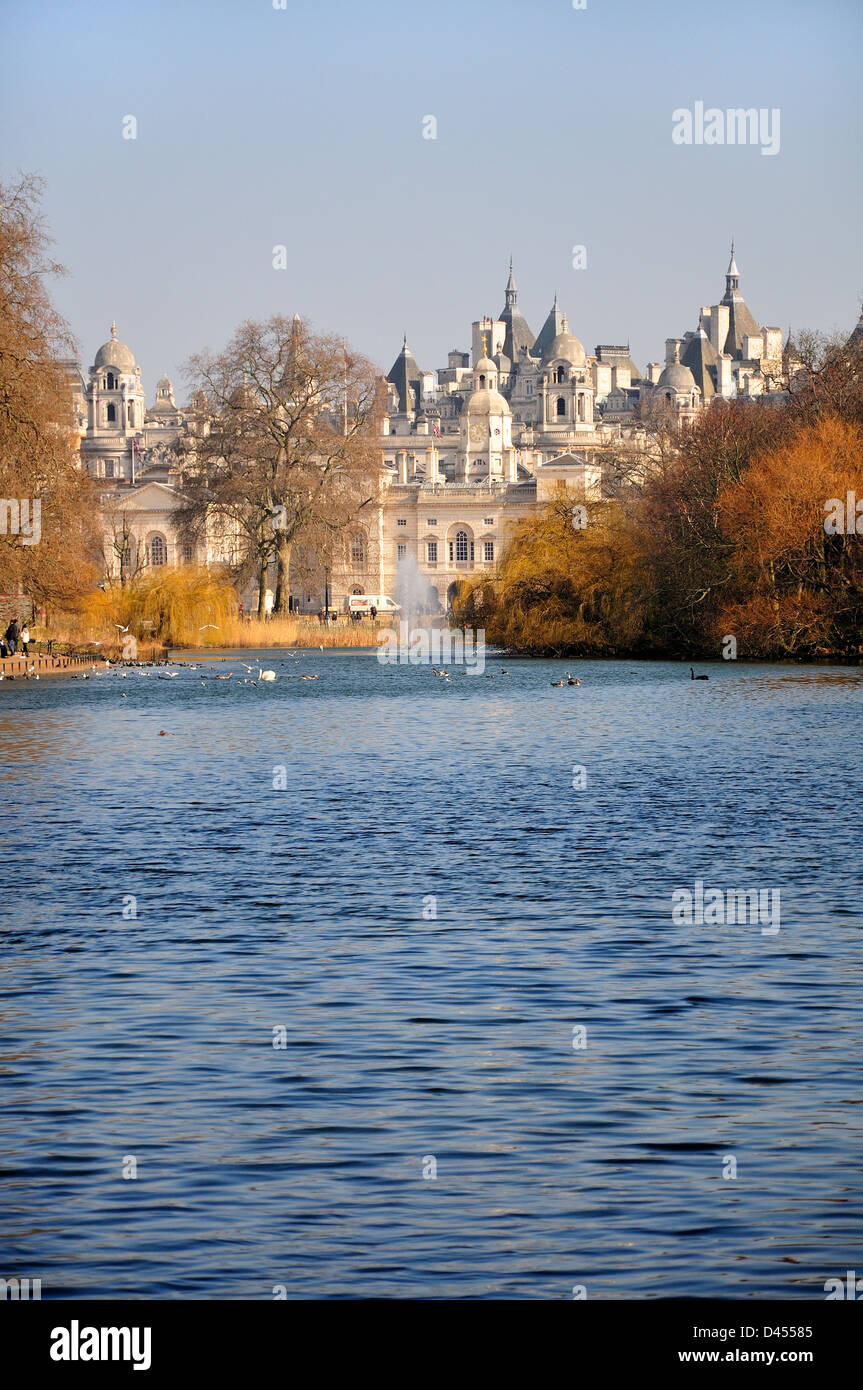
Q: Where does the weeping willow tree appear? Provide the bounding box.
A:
[81,566,237,647]
[457,486,656,656]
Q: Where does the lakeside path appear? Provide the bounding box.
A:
[0,652,109,682]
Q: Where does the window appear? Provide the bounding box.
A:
[483,517,494,526]
[427,518,437,525]
[104,460,114,479]
[106,373,115,389]
[150,535,166,566]
[556,397,566,417]
[455,530,470,562]
[107,403,116,423]
[427,540,438,563]
[397,543,407,561]
[556,366,565,384]
[484,541,494,562]
[396,518,407,527]
[182,544,193,563]
[350,533,366,564]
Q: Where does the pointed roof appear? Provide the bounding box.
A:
[681,327,720,398]
[498,259,535,362]
[386,335,423,414]
[719,245,762,357]
[845,305,863,354]
[533,294,566,361]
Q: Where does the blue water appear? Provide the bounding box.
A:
[0,651,861,1299]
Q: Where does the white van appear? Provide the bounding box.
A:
[347,594,401,615]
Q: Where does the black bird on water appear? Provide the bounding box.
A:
[690,667,709,680]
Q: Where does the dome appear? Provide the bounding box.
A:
[657,362,696,391]
[544,316,585,366]
[156,374,172,390]
[94,322,136,372]
[464,387,511,416]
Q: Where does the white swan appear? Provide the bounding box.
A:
[257,668,276,682]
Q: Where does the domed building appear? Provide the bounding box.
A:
[458,338,518,481]
[654,343,700,420]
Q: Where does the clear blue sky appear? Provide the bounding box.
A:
[1,0,860,397]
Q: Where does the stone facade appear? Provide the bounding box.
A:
[73,248,822,614]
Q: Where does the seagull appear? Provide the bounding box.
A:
[115,624,130,633]
[200,624,219,631]
[216,672,234,680]
[300,673,318,681]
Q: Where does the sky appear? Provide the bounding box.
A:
[1,0,861,399]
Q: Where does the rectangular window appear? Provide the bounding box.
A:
[484,541,494,562]
[182,544,193,562]
[427,541,437,563]
[427,518,437,525]
[397,543,407,561]
[397,518,407,526]
[483,517,494,526]
[104,460,114,479]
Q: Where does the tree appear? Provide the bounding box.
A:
[177,316,382,616]
[638,399,792,652]
[459,485,654,655]
[717,416,863,657]
[0,173,98,608]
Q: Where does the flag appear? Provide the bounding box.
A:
[432,423,440,437]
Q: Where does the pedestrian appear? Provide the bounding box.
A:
[370,604,377,620]
[4,616,20,656]
[20,622,30,656]
[0,635,6,659]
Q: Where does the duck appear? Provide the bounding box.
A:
[566,673,581,686]
[690,667,709,681]
[550,678,565,687]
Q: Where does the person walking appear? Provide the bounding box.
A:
[4,617,20,657]
[19,623,30,656]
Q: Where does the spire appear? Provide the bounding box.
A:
[725,241,740,295]
[498,259,536,360]
[111,320,118,340]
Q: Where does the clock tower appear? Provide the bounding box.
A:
[458,335,516,482]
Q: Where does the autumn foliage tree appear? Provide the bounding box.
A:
[458,486,654,655]
[716,417,863,657]
[0,174,97,609]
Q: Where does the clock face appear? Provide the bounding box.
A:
[469,421,486,444]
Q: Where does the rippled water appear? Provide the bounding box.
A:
[0,651,861,1299]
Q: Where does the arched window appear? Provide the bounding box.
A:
[556,396,566,417]
[479,374,486,388]
[556,366,565,384]
[350,532,366,565]
[127,402,134,425]
[106,373,115,389]
[150,535,166,566]
[107,403,116,423]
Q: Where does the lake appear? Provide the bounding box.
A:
[0,651,861,1298]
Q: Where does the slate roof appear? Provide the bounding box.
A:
[386,337,423,414]
[681,327,720,398]
[498,261,536,362]
[533,295,566,361]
